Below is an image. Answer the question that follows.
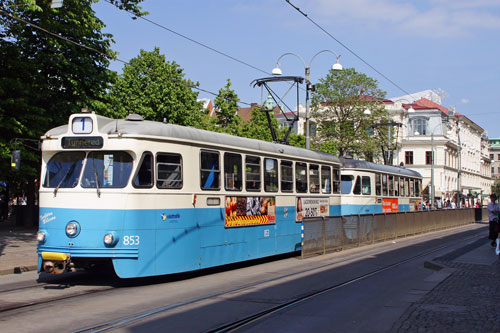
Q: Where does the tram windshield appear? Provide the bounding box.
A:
[43,151,133,189]
[341,175,354,194]
[81,151,133,188]
[44,152,85,188]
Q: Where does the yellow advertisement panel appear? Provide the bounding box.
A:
[225,196,276,227]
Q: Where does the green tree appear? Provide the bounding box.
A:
[100,47,203,127]
[213,79,241,134]
[0,0,144,212]
[240,106,279,142]
[311,68,389,161]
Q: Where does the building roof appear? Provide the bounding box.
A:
[413,98,450,114]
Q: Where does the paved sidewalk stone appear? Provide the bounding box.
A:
[0,217,38,275]
[392,238,500,332]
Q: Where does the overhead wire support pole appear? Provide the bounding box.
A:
[272,50,342,149]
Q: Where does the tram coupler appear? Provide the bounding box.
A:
[41,252,71,274]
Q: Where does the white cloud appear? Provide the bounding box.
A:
[294,0,500,37]
[461,98,470,104]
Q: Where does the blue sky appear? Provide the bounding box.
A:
[93,0,500,137]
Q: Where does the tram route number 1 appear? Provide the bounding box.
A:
[123,235,140,246]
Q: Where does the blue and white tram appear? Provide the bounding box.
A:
[37,111,342,278]
[340,158,422,215]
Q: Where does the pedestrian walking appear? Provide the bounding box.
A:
[488,194,500,247]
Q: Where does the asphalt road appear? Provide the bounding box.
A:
[0,223,494,332]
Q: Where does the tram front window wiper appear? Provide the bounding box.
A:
[53,162,77,197]
[93,158,101,198]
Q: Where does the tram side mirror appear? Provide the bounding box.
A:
[11,150,21,171]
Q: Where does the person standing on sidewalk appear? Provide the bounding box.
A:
[488,193,500,247]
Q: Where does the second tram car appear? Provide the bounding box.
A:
[37,112,343,278]
[340,158,422,215]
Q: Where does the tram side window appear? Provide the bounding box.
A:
[309,164,320,193]
[341,175,354,194]
[400,178,405,197]
[200,151,220,190]
[362,176,371,195]
[245,155,261,191]
[388,175,394,196]
[133,152,153,188]
[296,162,308,193]
[44,152,85,188]
[375,174,381,196]
[281,160,294,192]
[416,180,422,197]
[409,179,415,197]
[382,174,388,196]
[321,166,331,194]
[333,167,341,193]
[264,158,278,192]
[224,153,242,191]
[394,177,399,196]
[353,176,361,195]
[404,178,409,197]
[157,153,182,189]
[82,151,133,188]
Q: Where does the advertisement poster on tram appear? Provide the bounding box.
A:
[382,198,399,213]
[225,196,276,227]
[296,197,329,222]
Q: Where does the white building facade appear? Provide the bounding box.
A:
[388,92,492,206]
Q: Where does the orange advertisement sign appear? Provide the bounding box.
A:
[225,196,276,227]
[382,198,399,213]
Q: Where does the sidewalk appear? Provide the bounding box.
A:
[0,215,38,276]
[392,229,500,332]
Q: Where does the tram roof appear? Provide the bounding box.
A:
[45,114,341,164]
[341,158,422,178]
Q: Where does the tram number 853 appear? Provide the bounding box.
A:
[123,235,140,246]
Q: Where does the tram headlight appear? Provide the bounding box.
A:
[37,231,46,243]
[104,232,118,247]
[65,221,80,238]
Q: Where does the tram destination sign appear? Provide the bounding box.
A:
[62,136,103,149]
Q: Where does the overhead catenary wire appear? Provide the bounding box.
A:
[284,0,417,100]
[103,0,271,77]
[103,0,307,94]
[0,8,253,106]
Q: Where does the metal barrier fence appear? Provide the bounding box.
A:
[301,208,481,258]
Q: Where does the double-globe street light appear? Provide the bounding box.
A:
[271,50,343,150]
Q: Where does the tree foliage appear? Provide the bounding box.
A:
[213,79,241,133]
[311,68,390,161]
[98,47,204,127]
[0,0,144,194]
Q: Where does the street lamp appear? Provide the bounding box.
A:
[272,50,343,149]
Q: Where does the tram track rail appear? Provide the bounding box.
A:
[72,228,485,333]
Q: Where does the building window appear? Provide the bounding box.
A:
[425,151,433,165]
[405,151,414,165]
[492,167,495,175]
[498,154,500,160]
[491,154,494,160]
[411,118,427,135]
